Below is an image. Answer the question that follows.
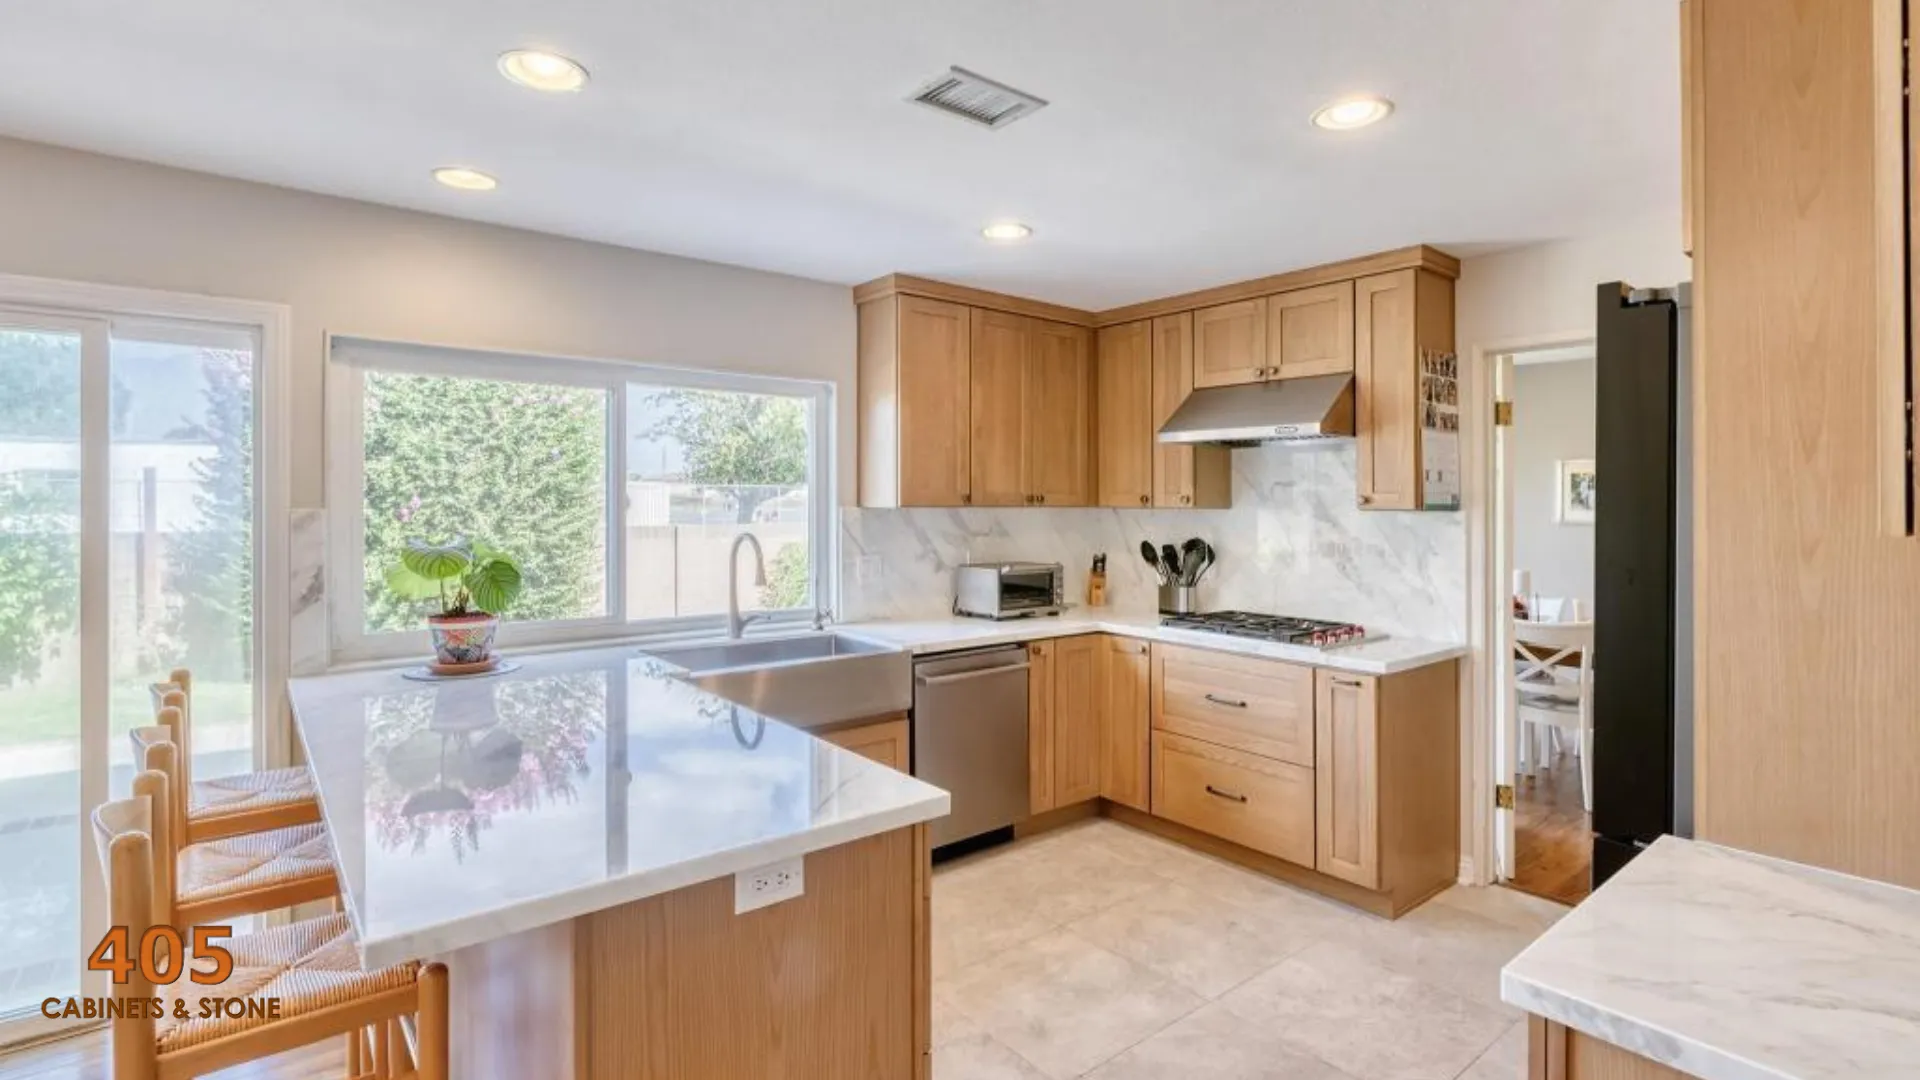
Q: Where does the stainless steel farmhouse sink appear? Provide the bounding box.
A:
[639,632,910,731]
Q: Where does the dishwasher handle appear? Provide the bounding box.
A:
[915,661,1031,687]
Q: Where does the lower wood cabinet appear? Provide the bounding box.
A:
[822,715,910,773]
[1528,1017,1691,1080]
[1099,636,1151,811]
[1051,636,1102,806]
[1151,730,1316,866]
[1031,634,1136,814]
[1152,643,1315,767]
[1315,672,1380,887]
[1028,640,1056,813]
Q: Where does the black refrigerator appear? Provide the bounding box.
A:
[1590,281,1694,888]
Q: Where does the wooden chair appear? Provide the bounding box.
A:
[1514,620,1595,812]
[128,728,340,926]
[149,669,320,844]
[93,771,447,1080]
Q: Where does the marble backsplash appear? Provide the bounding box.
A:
[838,442,1466,642]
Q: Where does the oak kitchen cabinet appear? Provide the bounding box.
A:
[1097,315,1232,509]
[821,715,910,773]
[857,293,972,507]
[1354,268,1455,511]
[972,309,1094,507]
[1026,636,1102,813]
[1266,280,1355,379]
[1098,635,1151,812]
[1192,297,1268,388]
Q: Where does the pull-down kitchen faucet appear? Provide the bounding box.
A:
[727,531,769,639]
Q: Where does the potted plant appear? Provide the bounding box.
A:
[385,538,524,672]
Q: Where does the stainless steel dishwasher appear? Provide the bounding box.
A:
[912,645,1031,848]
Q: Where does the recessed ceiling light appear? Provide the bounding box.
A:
[1311,96,1394,131]
[498,49,589,93]
[981,221,1033,242]
[432,167,498,192]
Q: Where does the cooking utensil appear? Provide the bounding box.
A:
[1160,544,1182,585]
[1140,541,1167,584]
[1179,538,1205,585]
[1193,541,1215,585]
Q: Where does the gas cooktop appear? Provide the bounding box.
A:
[1159,610,1370,648]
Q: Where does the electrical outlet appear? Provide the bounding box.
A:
[855,554,882,584]
[734,856,805,914]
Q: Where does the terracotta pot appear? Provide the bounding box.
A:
[427,613,499,668]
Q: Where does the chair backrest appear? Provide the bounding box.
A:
[1514,619,1595,684]
[91,776,167,1079]
[149,670,192,828]
[129,732,180,921]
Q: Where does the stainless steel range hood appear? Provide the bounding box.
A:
[1156,374,1356,446]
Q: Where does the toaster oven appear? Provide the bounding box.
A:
[953,562,1066,620]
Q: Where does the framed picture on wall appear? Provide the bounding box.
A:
[1556,458,1596,524]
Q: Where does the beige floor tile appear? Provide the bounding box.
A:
[933,1033,1054,1080]
[1346,900,1543,1013]
[1456,1021,1527,1080]
[932,985,985,1048]
[1084,1002,1357,1080]
[1065,878,1339,998]
[942,928,1204,1079]
[1427,883,1570,935]
[932,860,1062,977]
[1218,940,1513,1080]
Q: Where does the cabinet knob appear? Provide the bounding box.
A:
[962,493,972,505]
[1139,494,1149,506]
[1037,495,1046,505]
[1180,495,1191,505]
[1357,494,1373,507]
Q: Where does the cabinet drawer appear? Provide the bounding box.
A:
[1152,644,1315,766]
[1151,732,1315,866]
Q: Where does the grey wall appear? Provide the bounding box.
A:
[1511,356,1596,610]
[0,136,857,510]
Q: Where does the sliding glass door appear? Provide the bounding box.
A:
[0,309,262,1044]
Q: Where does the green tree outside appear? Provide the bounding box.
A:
[164,349,253,681]
[0,331,83,685]
[363,374,606,633]
[646,390,807,524]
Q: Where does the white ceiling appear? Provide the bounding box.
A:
[0,0,1679,309]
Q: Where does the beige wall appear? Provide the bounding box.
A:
[1457,216,1692,352]
[1510,357,1596,612]
[0,137,857,510]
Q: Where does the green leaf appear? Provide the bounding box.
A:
[384,563,443,602]
[400,539,471,581]
[464,555,523,615]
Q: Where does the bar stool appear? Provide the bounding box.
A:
[129,730,340,926]
[149,669,320,843]
[94,770,447,1080]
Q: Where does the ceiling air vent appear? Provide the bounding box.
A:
[908,66,1048,129]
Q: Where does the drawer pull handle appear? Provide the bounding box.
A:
[1204,784,1249,803]
[1203,694,1248,709]
[1331,677,1364,688]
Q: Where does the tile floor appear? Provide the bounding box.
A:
[930,818,1567,1080]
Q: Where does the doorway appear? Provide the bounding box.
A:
[0,279,286,1046]
[1490,339,1597,906]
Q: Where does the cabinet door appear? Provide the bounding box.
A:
[1096,321,1154,508]
[823,716,910,772]
[1354,270,1419,510]
[969,308,1030,506]
[1027,641,1056,814]
[1315,669,1380,889]
[1027,320,1094,506]
[1152,731,1317,866]
[1100,636,1151,811]
[896,297,973,506]
[1149,312,1229,509]
[1051,635,1102,806]
[1267,281,1355,379]
[1192,298,1268,388]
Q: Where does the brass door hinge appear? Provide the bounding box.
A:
[1494,401,1514,427]
[1495,783,1516,810]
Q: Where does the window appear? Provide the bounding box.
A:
[328,339,832,662]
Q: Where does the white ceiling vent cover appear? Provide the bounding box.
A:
[908,67,1048,129]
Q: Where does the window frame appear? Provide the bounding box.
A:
[324,335,835,666]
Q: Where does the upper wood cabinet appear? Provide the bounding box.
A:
[1099,635,1151,812]
[1096,321,1154,507]
[1267,281,1355,379]
[1052,635,1102,806]
[1354,268,1455,511]
[969,309,1030,507]
[1151,314,1232,509]
[1192,298,1268,388]
[857,295,972,507]
[1027,320,1095,507]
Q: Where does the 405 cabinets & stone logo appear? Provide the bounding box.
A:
[39,925,285,1021]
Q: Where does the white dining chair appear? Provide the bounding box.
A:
[1513,619,1595,812]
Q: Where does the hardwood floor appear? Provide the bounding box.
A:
[0,1030,342,1079]
[1509,749,1591,905]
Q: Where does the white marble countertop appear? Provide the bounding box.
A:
[1501,836,1920,1080]
[839,614,1466,675]
[289,645,949,969]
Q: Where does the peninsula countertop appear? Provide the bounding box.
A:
[288,645,949,969]
[839,613,1466,676]
[1500,836,1920,1080]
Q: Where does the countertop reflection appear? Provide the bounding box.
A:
[289,645,948,968]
